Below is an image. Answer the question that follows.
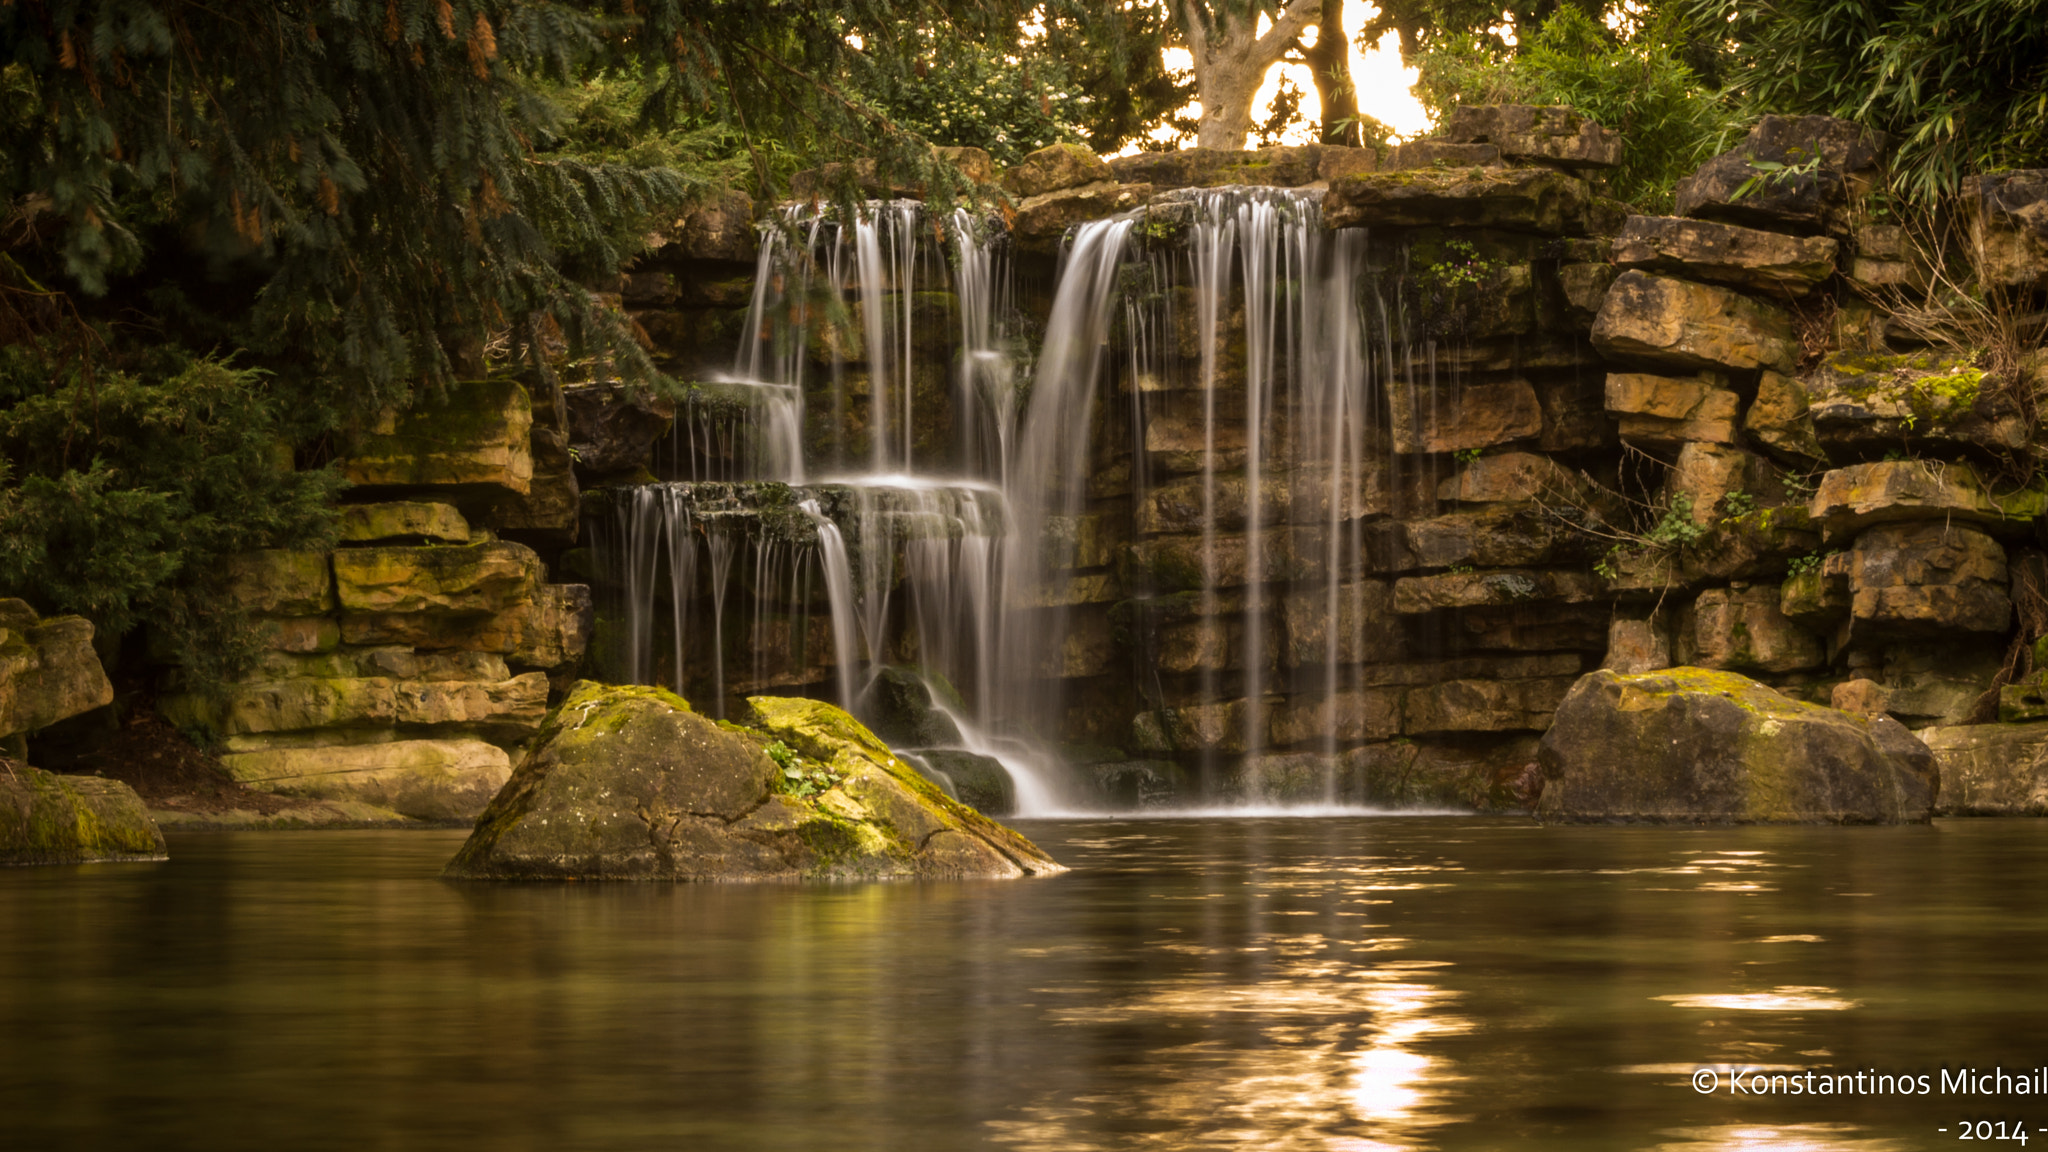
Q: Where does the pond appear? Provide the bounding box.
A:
[3,818,2044,1151]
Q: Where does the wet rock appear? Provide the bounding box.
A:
[1675,115,1887,235]
[1537,667,1937,823]
[0,605,114,738]
[337,502,471,545]
[1281,582,1407,667]
[1845,522,2011,638]
[1436,451,1589,505]
[1591,271,1797,374]
[1317,147,1378,181]
[1109,146,1325,189]
[489,425,579,544]
[1962,170,2048,291]
[1602,618,1671,674]
[333,541,542,616]
[861,666,965,749]
[668,188,756,262]
[1611,215,1838,296]
[1438,105,1623,168]
[1268,690,1403,745]
[1080,759,1186,807]
[1010,182,1156,254]
[563,382,676,475]
[1678,585,1824,673]
[342,380,534,498]
[1344,736,1544,811]
[1131,698,1256,754]
[1803,349,2029,457]
[1392,569,1603,613]
[444,686,1064,880]
[1918,724,2048,815]
[1744,371,1828,465]
[222,739,515,823]
[1605,371,1740,448]
[906,749,1014,816]
[1403,676,1577,734]
[1383,141,1501,170]
[1809,461,2044,540]
[1396,506,1592,572]
[1323,166,1589,234]
[1780,552,1853,629]
[224,550,336,616]
[1388,377,1543,454]
[1004,143,1112,198]
[0,765,165,865]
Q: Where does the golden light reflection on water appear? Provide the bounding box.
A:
[1654,987,1860,1012]
[1644,1123,1907,1151]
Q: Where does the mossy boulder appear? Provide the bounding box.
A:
[332,541,541,616]
[906,749,1015,816]
[1003,142,1112,198]
[341,379,534,498]
[0,603,115,739]
[1805,349,2028,457]
[337,502,471,544]
[1,764,166,865]
[861,666,965,749]
[1537,667,1937,824]
[445,684,1064,881]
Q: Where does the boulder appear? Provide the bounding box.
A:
[1917,724,2048,815]
[1845,521,2011,637]
[1004,143,1112,198]
[1009,182,1155,254]
[1591,271,1798,374]
[332,541,542,616]
[1323,166,1589,233]
[906,749,1014,816]
[1832,678,1890,717]
[1611,215,1838,296]
[1438,105,1623,168]
[1537,667,1937,823]
[223,550,335,616]
[1384,141,1501,170]
[1962,170,2048,291]
[563,382,676,475]
[342,379,534,498]
[337,502,471,545]
[861,666,965,749]
[1602,618,1671,674]
[1744,371,1827,465]
[1809,461,2044,540]
[1605,371,1740,448]
[444,685,1064,880]
[1674,115,1887,235]
[0,765,166,865]
[0,605,114,738]
[1388,377,1543,454]
[1803,350,2029,457]
[669,188,756,262]
[221,739,514,823]
[1677,585,1824,673]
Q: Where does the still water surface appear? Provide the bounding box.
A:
[3,818,2046,1151]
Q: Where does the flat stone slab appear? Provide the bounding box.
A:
[1323,166,1589,234]
[1591,271,1798,374]
[1612,215,1838,296]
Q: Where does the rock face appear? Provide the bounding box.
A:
[1323,167,1589,233]
[221,740,513,823]
[1918,724,2048,815]
[1611,215,1838,296]
[0,765,167,865]
[1808,461,2042,540]
[1803,350,2028,457]
[446,685,1063,881]
[1674,115,1887,235]
[1010,182,1154,253]
[1605,371,1739,448]
[1004,143,1112,197]
[1962,170,2048,291]
[564,383,677,475]
[1591,271,1797,373]
[1438,104,1623,168]
[0,602,114,739]
[342,380,534,498]
[1538,667,1938,823]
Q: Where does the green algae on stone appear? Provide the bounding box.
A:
[1,764,167,866]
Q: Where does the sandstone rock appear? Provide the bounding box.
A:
[861,666,965,749]
[1885,642,2005,728]
[0,608,114,738]
[670,188,756,262]
[332,541,542,616]
[1780,552,1852,628]
[1605,371,1740,447]
[1666,442,1761,524]
[1343,736,1544,811]
[337,502,471,545]
[1744,371,1827,465]
[1438,105,1623,168]
[1080,759,1187,807]
[1846,522,2011,637]
[1108,146,1325,189]
[1395,506,1591,572]
[342,379,534,497]
[1809,461,2044,540]
[906,749,1014,816]
[224,550,335,616]
[1845,223,1931,293]
[252,616,341,654]
[1803,349,2029,457]
[1557,261,1616,322]
[1678,585,1824,673]
[1591,271,1797,374]
[1226,752,1343,804]
[1131,698,1256,754]
[1281,582,1407,667]
[1389,377,1543,454]
[1010,182,1156,254]
[503,584,596,668]
[223,739,514,823]
[1611,215,1838,296]
[489,425,579,543]
[1962,170,2048,291]
[1537,667,1937,823]
[445,686,1063,880]
[1602,618,1671,674]
[1004,143,1112,198]
[1317,146,1378,181]
[936,146,996,185]
[1917,724,2048,815]
[1404,676,1576,735]
[1675,115,1887,235]
[0,765,165,865]
[1833,678,1890,716]
[1323,166,1589,233]
[1383,141,1501,170]
[1436,451,1589,505]
[1268,689,1403,745]
[1392,569,1603,613]
[563,382,676,474]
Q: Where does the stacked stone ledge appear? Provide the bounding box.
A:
[164,380,594,825]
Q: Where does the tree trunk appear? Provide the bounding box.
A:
[1178,0,1324,151]
[1300,0,1360,147]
